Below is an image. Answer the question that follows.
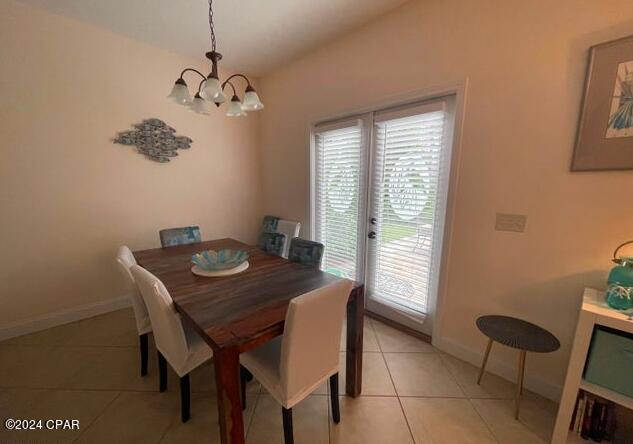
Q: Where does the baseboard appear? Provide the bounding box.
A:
[432,335,562,402]
[0,295,131,342]
[365,310,432,343]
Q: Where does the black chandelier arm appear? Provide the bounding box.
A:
[196,78,206,94]
[179,68,208,82]
[222,80,237,96]
[222,73,253,89]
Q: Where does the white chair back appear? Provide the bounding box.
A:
[277,219,301,258]
[116,246,151,335]
[130,265,190,368]
[280,279,353,403]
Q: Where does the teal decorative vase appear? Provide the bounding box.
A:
[606,241,633,311]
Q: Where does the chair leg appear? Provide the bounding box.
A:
[477,338,493,385]
[240,366,247,410]
[244,367,253,382]
[180,374,191,423]
[282,407,294,444]
[329,373,340,424]
[139,333,149,377]
[158,351,167,392]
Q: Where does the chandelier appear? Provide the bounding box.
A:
[167,0,264,117]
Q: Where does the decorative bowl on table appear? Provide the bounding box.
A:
[191,249,249,277]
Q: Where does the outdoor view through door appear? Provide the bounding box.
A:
[312,96,455,330]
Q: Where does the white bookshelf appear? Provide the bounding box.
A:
[551,288,633,444]
[580,380,633,411]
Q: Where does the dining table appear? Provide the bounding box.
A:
[133,238,365,444]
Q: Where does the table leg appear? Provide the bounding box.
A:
[213,346,245,444]
[345,285,364,397]
[515,350,526,420]
[477,338,493,385]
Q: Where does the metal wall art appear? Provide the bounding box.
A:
[113,118,192,163]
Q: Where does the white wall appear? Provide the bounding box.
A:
[258,0,633,399]
[0,0,263,328]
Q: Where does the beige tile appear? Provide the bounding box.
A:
[70,309,139,347]
[338,352,396,396]
[330,396,413,444]
[340,318,380,352]
[401,397,497,444]
[247,395,329,444]
[67,347,161,391]
[439,352,516,399]
[160,393,257,444]
[3,321,85,346]
[3,309,138,348]
[173,359,261,395]
[0,388,118,443]
[471,398,552,444]
[384,352,464,397]
[515,392,557,443]
[372,320,435,352]
[0,345,83,389]
[75,391,178,443]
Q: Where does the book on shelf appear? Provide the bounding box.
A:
[570,390,617,442]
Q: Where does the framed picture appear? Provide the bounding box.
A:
[571,35,633,171]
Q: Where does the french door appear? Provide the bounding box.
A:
[311,96,455,333]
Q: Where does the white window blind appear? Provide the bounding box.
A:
[368,105,447,314]
[313,121,364,281]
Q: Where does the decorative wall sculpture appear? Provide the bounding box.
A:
[113,118,192,163]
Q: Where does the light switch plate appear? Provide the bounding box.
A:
[495,213,527,232]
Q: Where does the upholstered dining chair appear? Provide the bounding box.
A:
[240,279,353,444]
[130,265,213,423]
[258,216,301,258]
[276,220,301,257]
[159,226,201,247]
[288,238,324,268]
[116,246,152,376]
[257,232,287,256]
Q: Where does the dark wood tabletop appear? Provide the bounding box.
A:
[133,238,365,444]
[134,238,359,350]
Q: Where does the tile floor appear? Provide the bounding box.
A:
[0,309,557,443]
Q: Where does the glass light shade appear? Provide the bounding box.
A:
[188,95,211,115]
[167,82,191,105]
[242,90,264,111]
[226,97,246,117]
[201,76,222,100]
[213,90,227,104]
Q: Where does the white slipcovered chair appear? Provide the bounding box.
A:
[130,264,213,422]
[276,219,301,258]
[240,279,353,444]
[116,246,152,376]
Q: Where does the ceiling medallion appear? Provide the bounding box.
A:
[167,0,264,117]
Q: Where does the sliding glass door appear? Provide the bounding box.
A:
[312,97,455,333]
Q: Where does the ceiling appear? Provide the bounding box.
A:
[18,0,409,76]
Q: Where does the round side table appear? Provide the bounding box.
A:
[476,315,560,419]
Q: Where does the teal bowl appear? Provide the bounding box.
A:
[192,249,249,271]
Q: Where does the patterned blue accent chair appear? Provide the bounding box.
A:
[159,226,202,248]
[258,232,287,256]
[288,238,324,268]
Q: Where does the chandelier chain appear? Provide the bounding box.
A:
[208,0,216,51]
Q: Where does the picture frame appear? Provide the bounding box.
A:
[571,35,633,171]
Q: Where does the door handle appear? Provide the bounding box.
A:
[368,231,376,239]
[370,217,377,225]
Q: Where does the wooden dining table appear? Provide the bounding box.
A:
[133,238,364,444]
